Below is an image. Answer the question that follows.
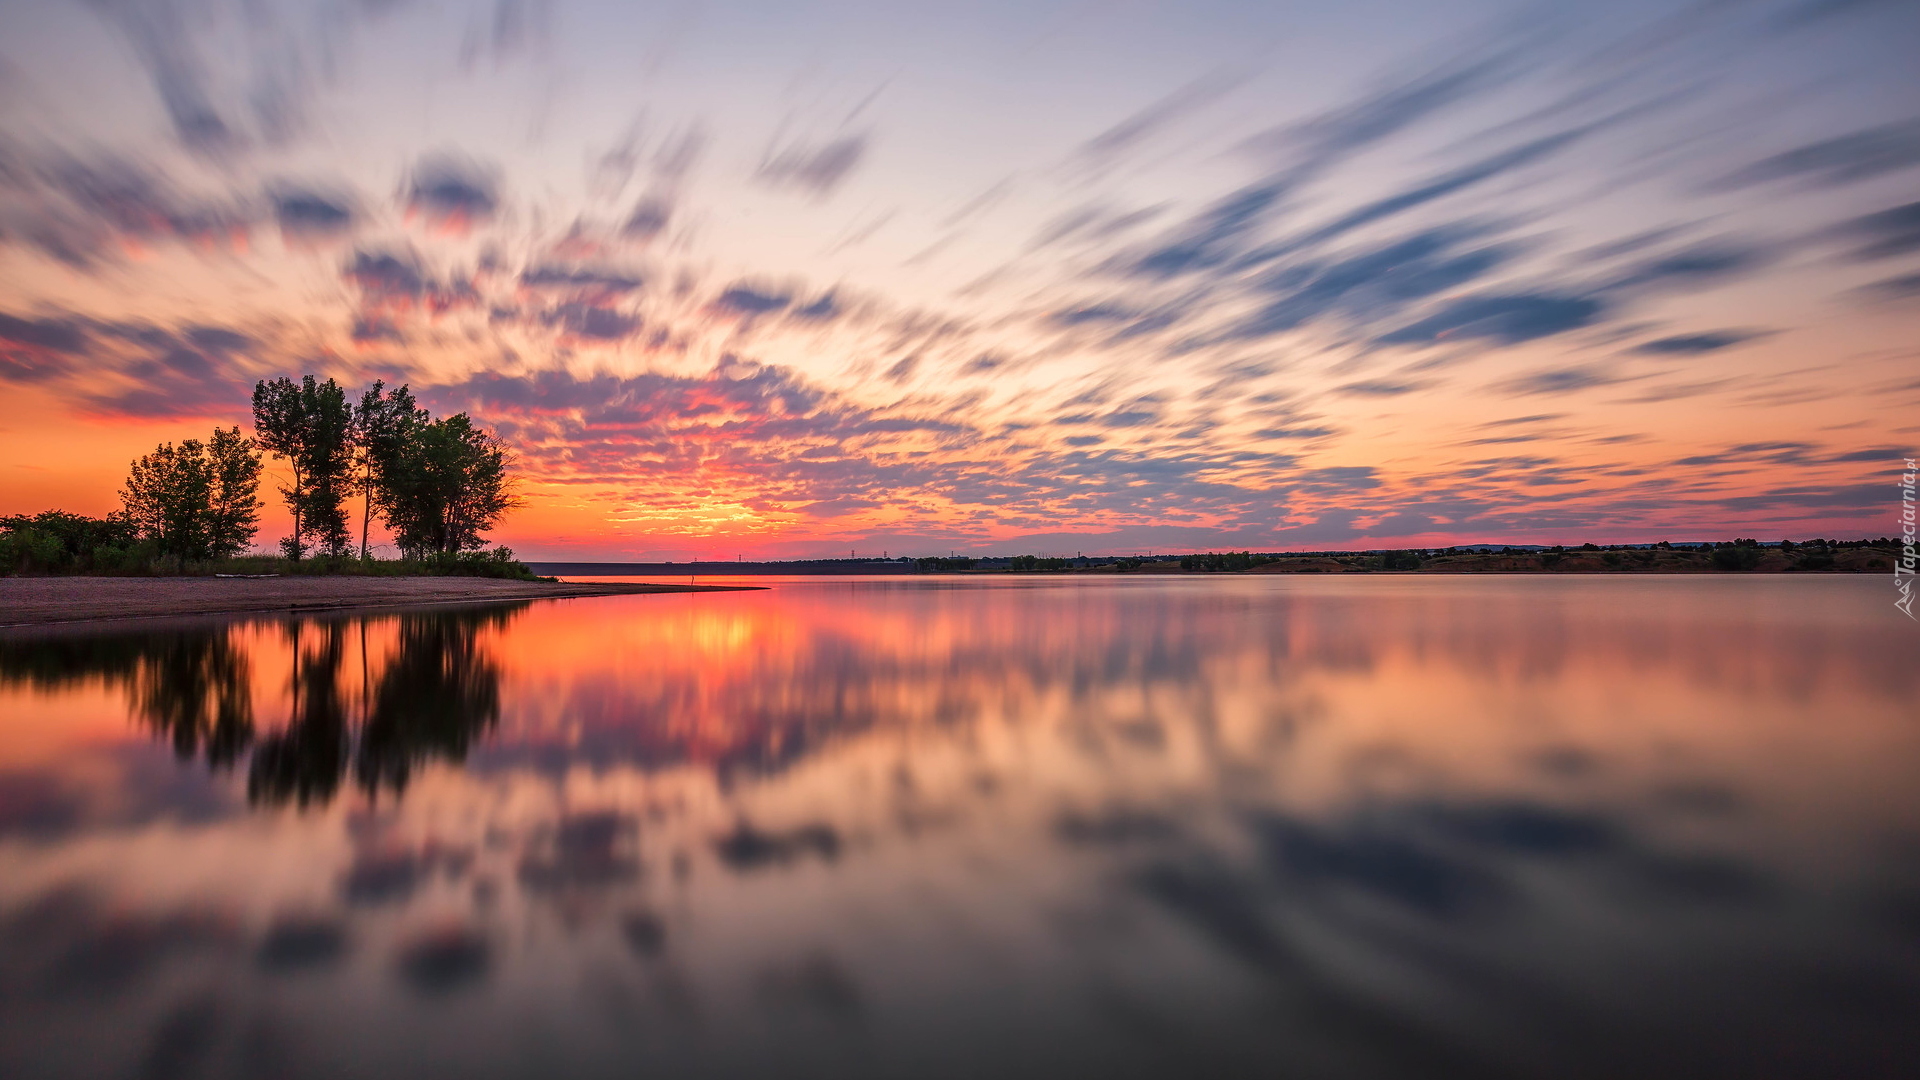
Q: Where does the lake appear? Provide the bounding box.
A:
[1,575,1915,1079]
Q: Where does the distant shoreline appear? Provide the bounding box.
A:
[0,577,760,629]
[531,543,1896,577]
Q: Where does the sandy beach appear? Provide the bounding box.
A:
[0,576,759,628]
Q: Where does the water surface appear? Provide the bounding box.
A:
[1,575,1915,1079]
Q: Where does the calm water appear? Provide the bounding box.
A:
[0,575,1915,1079]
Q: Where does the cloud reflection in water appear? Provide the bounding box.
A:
[0,577,1915,1078]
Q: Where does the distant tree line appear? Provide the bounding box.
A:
[1,375,520,574]
[1180,551,1280,572]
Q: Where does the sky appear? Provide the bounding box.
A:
[0,0,1916,560]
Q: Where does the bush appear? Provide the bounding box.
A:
[1,511,142,575]
[1380,550,1423,571]
[1711,545,1762,571]
[205,547,546,581]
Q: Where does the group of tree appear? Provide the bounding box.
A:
[1,375,519,573]
[251,376,516,561]
[1180,551,1281,572]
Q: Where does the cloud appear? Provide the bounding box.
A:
[1631,330,1768,354]
[519,266,643,300]
[0,311,90,381]
[405,155,500,233]
[756,135,866,196]
[540,303,640,341]
[1381,294,1605,347]
[1129,181,1290,278]
[1493,365,1630,396]
[1222,226,1514,341]
[1247,51,1516,171]
[0,152,256,268]
[1288,130,1588,253]
[791,294,839,321]
[351,318,403,344]
[1605,243,1775,292]
[1833,201,1920,260]
[1076,70,1247,169]
[622,196,671,239]
[84,0,238,154]
[1857,271,1920,299]
[1336,380,1425,396]
[346,251,426,301]
[460,0,552,69]
[50,318,270,419]
[713,286,791,315]
[1251,425,1336,440]
[272,189,354,242]
[345,250,477,314]
[1716,119,1920,189]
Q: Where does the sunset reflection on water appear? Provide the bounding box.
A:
[1,576,1915,1079]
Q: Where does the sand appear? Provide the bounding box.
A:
[0,576,759,628]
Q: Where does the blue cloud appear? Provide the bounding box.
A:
[1835,201,1920,260]
[1716,119,1920,189]
[1381,294,1605,347]
[1632,330,1767,354]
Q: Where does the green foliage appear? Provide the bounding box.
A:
[253,375,355,559]
[119,427,262,562]
[204,548,546,581]
[1380,550,1423,571]
[373,414,518,558]
[2,511,134,574]
[352,381,425,559]
[1711,544,1762,570]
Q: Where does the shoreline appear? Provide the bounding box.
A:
[0,576,762,630]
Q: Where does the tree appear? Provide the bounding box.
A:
[351,381,425,559]
[374,413,518,557]
[119,427,262,561]
[205,427,266,558]
[253,376,354,559]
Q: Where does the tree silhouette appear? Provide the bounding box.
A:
[247,621,350,807]
[352,381,426,560]
[133,632,256,769]
[253,376,354,559]
[373,413,518,557]
[119,427,262,561]
[354,609,509,796]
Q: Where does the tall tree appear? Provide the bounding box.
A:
[119,427,262,561]
[375,413,518,557]
[351,381,424,560]
[205,426,266,558]
[253,376,354,559]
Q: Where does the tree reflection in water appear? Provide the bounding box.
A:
[134,633,256,770]
[0,605,520,808]
[355,612,505,796]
